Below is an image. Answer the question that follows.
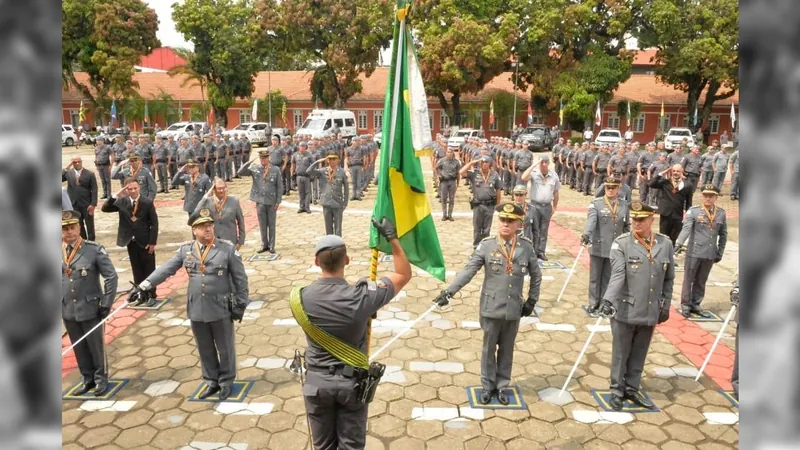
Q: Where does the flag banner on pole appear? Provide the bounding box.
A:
[251,99,258,122]
[730,103,736,129]
[694,106,698,127]
[595,101,601,127]
[281,102,287,125]
[660,101,664,117]
[144,101,149,125]
[489,99,495,125]
[527,102,533,125]
[369,0,445,281]
[559,98,563,127]
[207,104,214,125]
[110,100,117,125]
[627,101,631,127]
[79,100,85,122]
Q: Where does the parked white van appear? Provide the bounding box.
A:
[296,110,357,140]
[223,122,270,146]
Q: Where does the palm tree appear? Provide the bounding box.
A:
[168,48,208,122]
[150,88,179,126]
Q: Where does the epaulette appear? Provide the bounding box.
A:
[618,232,631,239]
[518,235,534,245]
[481,235,495,242]
[688,205,700,210]
[82,240,100,246]
[216,238,234,247]
[655,232,668,239]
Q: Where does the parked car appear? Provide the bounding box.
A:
[156,121,207,139]
[62,125,77,146]
[447,128,483,149]
[296,110,357,140]
[223,122,270,146]
[664,127,695,151]
[518,126,554,152]
[594,128,623,147]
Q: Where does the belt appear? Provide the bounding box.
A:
[687,172,700,177]
[350,163,362,167]
[439,177,455,182]
[476,200,495,206]
[197,158,206,162]
[95,163,109,167]
[307,364,365,378]
[530,201,551,207]
[156,159,167,163]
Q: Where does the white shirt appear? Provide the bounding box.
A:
[528,169,561,204]
[624,130,633,139]
[583,130,593,140]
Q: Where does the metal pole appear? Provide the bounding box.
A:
[512,59,519,133]
[695,304,737,381]
[61,301,130,357]
[268,71,272,125]
[560,315,603,396]
[369,302,440,362]
[556,244,585,303]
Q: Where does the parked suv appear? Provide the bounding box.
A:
[447,128,484,150]
[518,126,554,152]
[594,128,623,147]
[62,125,77,146]
[664,127,695,150]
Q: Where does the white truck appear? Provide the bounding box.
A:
[62,124,77,146]
[447,128,483,150]
[156,121,207,140]
[664,127,695,150]
[594,128,623,147]
[296,109,357,140]
[223,122,270,146]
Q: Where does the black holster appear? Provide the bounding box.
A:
[228,294,246,322]
[356,362,386,404]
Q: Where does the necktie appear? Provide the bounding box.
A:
[505,241,511,253]
[66,244,73,254]
[200,245,206,254]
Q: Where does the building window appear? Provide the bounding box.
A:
[358,110,367,130]
[708,115,720,134]
[428,113,433,131]
[607,113,620,129]
[632,113,645,133]
[440,111,450,130]
[531,115,544,125]
[373,110,383,130]
[659,114,671,131]
[294,110,304,130]
[489,116,498,131]
[69,110,80,127]
[238,109,249,125]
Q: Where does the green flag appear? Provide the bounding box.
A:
[369,0,445,281]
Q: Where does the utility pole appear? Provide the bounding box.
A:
[512,58,519,133]
[268,71,273,125]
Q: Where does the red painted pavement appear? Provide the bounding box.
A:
[547,219,734,390]
[62,201,262,378]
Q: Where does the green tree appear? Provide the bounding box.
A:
[149,88,180,126]
[485,89,522,133]
[259,0,393,109]
[62,0,160,110]
[256,90,289,125]
[638,0,739,129]
[616,100,642,128]
[167,47,209,121]
[514,0,643,131]
[413,0,520,127]
[173,0,269,127]
[121,97,145,129]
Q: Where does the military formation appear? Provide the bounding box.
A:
[62,125,738,447]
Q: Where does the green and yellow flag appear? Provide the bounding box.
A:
[369,0,445,281]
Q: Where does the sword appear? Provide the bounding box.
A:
[695,304,737,381]
[290,349,315,450]
[556,244,585,303]
[369,302,442,362]
[61,284,137,357]
[559,311,612,397]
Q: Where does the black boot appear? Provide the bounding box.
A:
[609,394,624,411]
[479,389,493,405]
[625,391,655,410]
[198,385,220,400]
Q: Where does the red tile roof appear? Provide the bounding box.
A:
[63,68,737,106]
[138,47,186,72]
[632,49,659,66]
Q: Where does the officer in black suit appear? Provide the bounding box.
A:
[62,156,98,240]
[100,177,159,305]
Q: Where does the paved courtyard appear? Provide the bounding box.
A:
[61,145,739,449]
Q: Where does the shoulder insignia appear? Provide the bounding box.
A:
[588,202,596,209]
[611,241,621,251]
[518,235,534,246]
[367,280,377,291]
[482,235,495,242]
[377,279,388,289]
[618,232,631,238]
[82,240,99,246]
[655,232,668,239]
[217,238,234,246]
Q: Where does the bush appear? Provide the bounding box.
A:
[570,137,584,145]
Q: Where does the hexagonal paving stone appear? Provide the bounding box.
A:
[481,417,520,441]
[114,424,157,447]
[145,380,181,397]
[537,387,574,406]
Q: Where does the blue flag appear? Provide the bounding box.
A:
[110,100,117,124]
[693,106,698,126]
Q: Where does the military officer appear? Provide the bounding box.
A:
[511,184,538,248]
[283,135,297,193]
[431,137,447,198]
[231,133,244,176]
[111,154,157,201]
[674,184,727,318]
[242,135,252,166]
[173,160,213,216]
[238,150,283,253]
[598,201,674,411]
[636,143,656,203]
[176,134,195,169]
[94,137,114,199]
[522,155,560,260]
[133,209,249,400]
[582,143,598,195]
[345,137,364,201]
[111,135,126,163]
[194,178,246,249]
[593,144,612,190]
[436,147,462,221]
[201,133,215,178]
[647,152,670,206]
[582,176,631,315]
[711,142,731,193]
[461,155,502,247]
[305,152,349,237]
[214,134,230,182]
[139,134,155,174]
[595,178,633,205]
[700,145,717,186]
[166,135,179,180]
[728,148,739,200]
[62,210,118,396]
[608,146,629,181]
[681,145,703,204]
[295,221,411,450]
[437,203,542,404]
[152,136,171,194]
[291,141,314,213]
[624,143,641,188]
[514,142,534,185]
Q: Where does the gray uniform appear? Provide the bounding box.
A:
[700,151,716,185]
[575,150,587,191]
[583,197,631,309]
[608,154,628,178]
[468,170,502,247]
[711,151,730,191]
[582,150,597,193]
[139,142,154,173]
[515,150,534,185]
[292,152,314,212]
[528,170,560,255]
[308,165,349,236]
[594,151,612,189]
[214,141,230,181]
[675,206,727,312]
[636,152,655,200]
[94,144,114,198]
[144,239,249,390]
[603,232,675,399]
[624,151,640,187]
[194,196,246,247]
[681,153,703,197]
[172,172,213,214]
[153,143,171,193]
[238,163,283,251]
[436,157,461,217]
[447,236,541,392]
[300,276,397,450]
[167,141,179,178]
[62,240,118,387]
[231,139,243,174]
[346,145,364,200]
[729,150,739,198]
[177,144,195,167]
[112,142,126,162]
[667,150,684,167]
[111,165,157,200]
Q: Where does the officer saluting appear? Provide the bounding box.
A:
[238,150,283,253]
[436,203,542,405]
[293,219,412,449]
[305,152,350,237]
[674,184,727,318]
[597,201,674,411]
[132,208,249,400]
[581,176,631,315]
[62,210,118,396]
